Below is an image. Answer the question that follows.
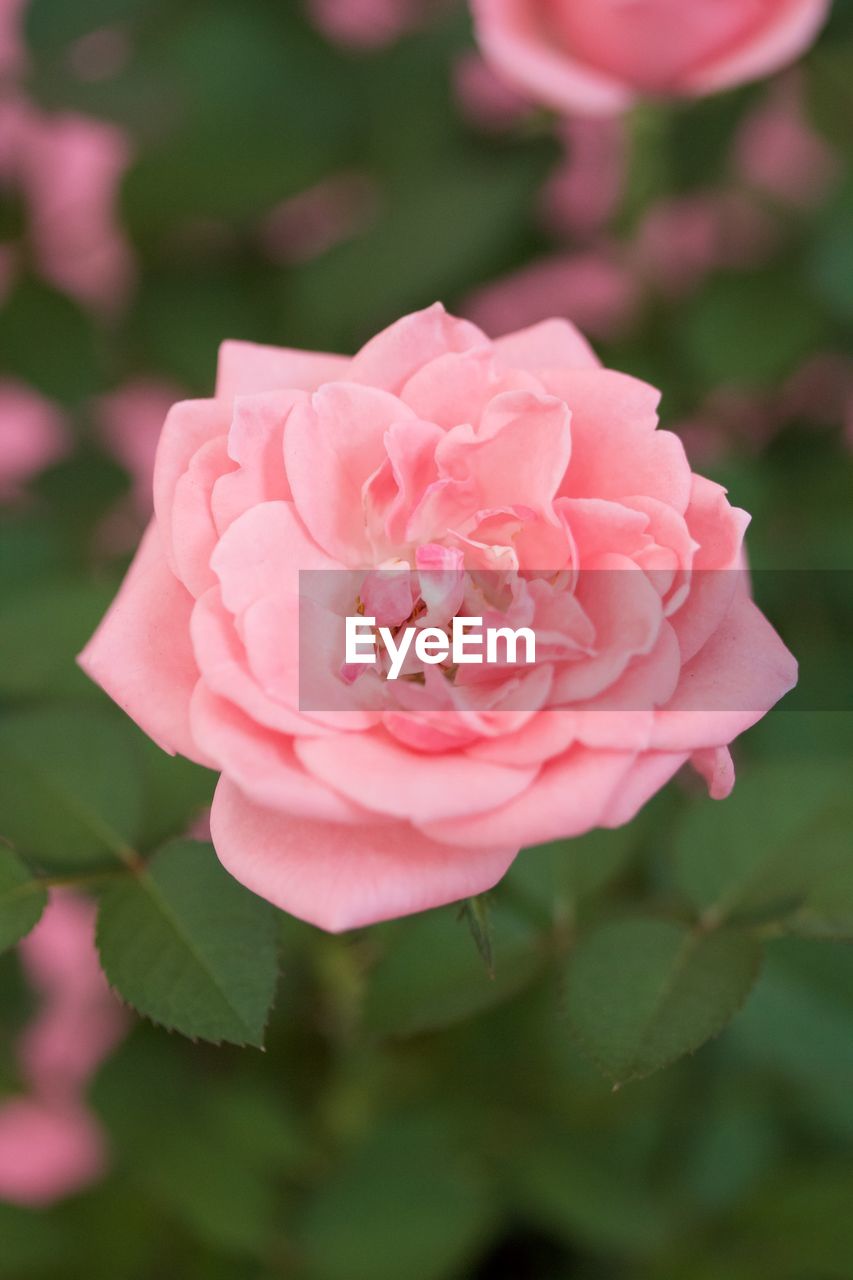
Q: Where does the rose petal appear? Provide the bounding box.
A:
[78,522,210,764]
[209,776,518,932]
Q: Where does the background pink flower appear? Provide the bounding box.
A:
[0,379,68,500]
[0,95,134,313]
[470,0,831,115]
[0,894,128,1207]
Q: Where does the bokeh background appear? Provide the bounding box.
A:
[2,0,853,1276]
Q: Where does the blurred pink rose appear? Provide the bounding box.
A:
[0,895,127,1207]
[0,0,26,79]
[633,192,778,299]
[470,0,830,115]
[307,0,438,48]
[464,250,642,341]
[540,116,627,240]
[80,304,795,932]
[260,173,379,265]
[454,51,532,132]
[96,379,185,516]
[732,74,839,209]
[0,95,134,312]
[0,380,68,500]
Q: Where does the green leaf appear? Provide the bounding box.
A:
[299,1110,494,1280]
[0,850,47,952]
[362,903,543,1039]
[508,824,641,922]
[135,737,215,854]
[673,760,852,925]
[566,918,761,1083]
[0,704,144,869]
[96,841,279,1047]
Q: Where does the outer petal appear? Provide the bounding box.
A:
[671,474,751,663]
[600,751,691,828]
[209,777,518,932]
[191,685,364,822]
[491,317,600,373]
[470,0,635,116]
[78,521,210,765]
[152,398,229,576]
[349,302,488,393]
[687,0,830,95]
[652,592,798,750]
[216,340,349,399]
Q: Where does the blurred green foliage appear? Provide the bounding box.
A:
[2,0,853,1276]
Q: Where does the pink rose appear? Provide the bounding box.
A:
[0,894,127,1206]
[470,0,830,115]
[306,0,439,49]
[80,304,796,932]
[0,96,134,312]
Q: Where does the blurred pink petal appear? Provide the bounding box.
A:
[733,74,839,209]
[18,894,128,1100]
[781,352,853,428]
[0,894,128,1207]
[23,112,135,311]
[66,25,131,83]
[633,191,777,298]
[260,173,379,265]
[0,1099,107,1207]
[0,380,68,500]
[453,51,531,132]
[0,0,26,78]
[463,249,641,342]
[307,0,436,48]
[96,379,183,516]
[540,116,627,240]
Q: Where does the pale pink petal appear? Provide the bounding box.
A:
[210,776,518,932]
[548,369,692,513]
[420,746,636,848]
[687,0,831,95]
[78,522,210,765]
[210,500,339,616]
[349,302,488,393]
[492,316,601,373]
[470,0,634,116]
[216,340,349,400]
[295,731,538,822]
[436,388,571,513]
[170,436,234,598]
[152,398,229,576]
[600,751,691,828]
[285,383,415,562]
[191,685,365,822]
[691,745,736,800]
[652,593,798,750]
[671,475,751,663]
